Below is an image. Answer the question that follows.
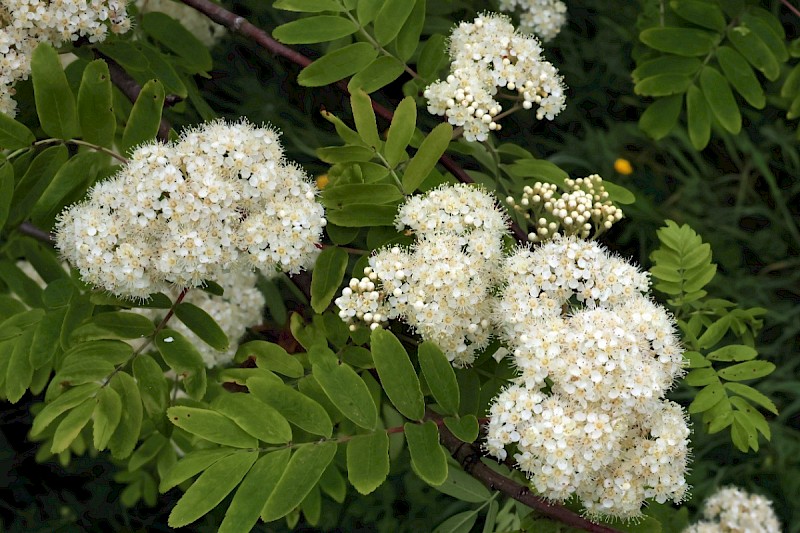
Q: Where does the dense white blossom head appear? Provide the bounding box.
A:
[423,13,566,142]
[56,119,326,299]
[136,0,225,46]
[683,486,781,533]
[485,235,689,519]
[0,0,131,116]
[499,0,567,41]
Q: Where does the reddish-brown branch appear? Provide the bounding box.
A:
[178,0,529,242]
[781,0,800,19]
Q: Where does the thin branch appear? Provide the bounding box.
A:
[178,0,529,242]
[434,413,623,533]
[781,0,800,19]
[18,222,55,245]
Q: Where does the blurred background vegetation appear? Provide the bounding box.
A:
[1,0,798,531]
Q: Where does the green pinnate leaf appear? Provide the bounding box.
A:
[0,113,35,150]
[174,302,229,351]
[717,361,775,382]
[120,79,165,156]
[707,345,757,362]
[273,0,345,13]
[670,0,727,32]
[273,16,358,44]
[311,246,349,314]
[132,354,169,419]
[689,380,725,414]
[31,383,100,437]
[724,382,778,414]
[93,386,123,451]
[261,442,337,521]
[141,12,213,72]
[432,464,490,503]
[297,43,378,87]
[51,398,94,453]
[699,67,741,134]
[168,451,258,528]
[443,415,479,443]
[686,84,711,150]
[235,340,304,378]
[374,0,416,45]
[248,377,333,437]
[310,345,378,430]
[402,122,452,193]
[219,449,291,533]
[31,42,79,139]
[348,57,406,94]
[418,341,459,415]
[159,448,236,493]
[717,46,765,109]
[167,406,258,448]
[347,431,390,495]
[77,60,115,148]
[639,28,717,56]
[71,311,156,342]
[405,421,447,485]
[155,329,207,400]
[211,393,292,444]
[370,329,424,420]
[107,372,143,459]
[384,96,417,168]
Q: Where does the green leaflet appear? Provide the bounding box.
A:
[211,393,292,444]
[167,406,258,448]
[370,329,424,420]
[31,42,80,139]
[417,341,459,415]
[298,43,378,87]
[120,79,165,156]
[174,302,229,351]
[310,246,349,314]
[168,451,259,528]
[155,329,207,400]
[405,421,447,485]
[716,46,765,109]
[384,96,417,168]
[374,0,416,45]
[261,442,337,521]
[51,398,94,453]
[248,377,333,437]
[92,385,123,451]
[235,340,305,378]
[132,354,169,419]
[159,448,237,493]
[348,57,406,94]
[310,345,378,430]
[71,311,156,342]
[0,113,35,150]
[77,60,115,148]
[686,85,711,150]
[108,372,143,459]
[639,27,717,57]
[402,122,452,193]
[273,16,358,44]
[346,431,390,495]
[699,67,741,134]
[219,449,291,533]
[431,464,491,503]
[141,12,213,72]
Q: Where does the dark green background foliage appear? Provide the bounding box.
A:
[1,0,799,531]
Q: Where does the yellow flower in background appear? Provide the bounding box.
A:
[614,158,633,175]
[316,174,329,189]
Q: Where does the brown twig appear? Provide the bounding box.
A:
[178,0,529,242]
[781,0,800,19]
[18,222,55,245]
[435,413,623,533]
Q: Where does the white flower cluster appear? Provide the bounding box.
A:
[56,119,326,299]
[506,174,624,242]
[140,269,265,368]
[423,13,566,142]
[499,0,567,42]
[485,236,689,520]
[136,0,225,47]
[683,486,781,533]
[335,184,507,366]
[0,0,131,115]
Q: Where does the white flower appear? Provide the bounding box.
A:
[56,119,326,299]
[423,13,566,142]
[683,486,782,533]
[0,0,131,116]
[499,0,568,42]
